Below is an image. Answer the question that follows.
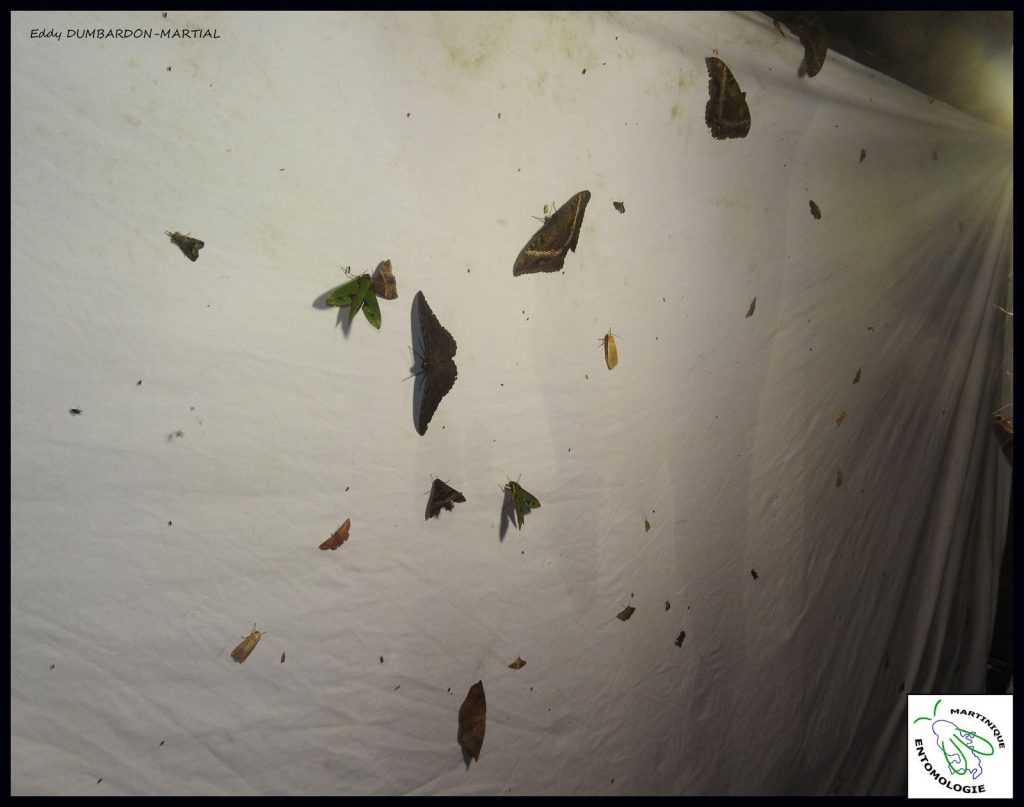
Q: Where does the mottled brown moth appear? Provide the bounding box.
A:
[165,230,204,262]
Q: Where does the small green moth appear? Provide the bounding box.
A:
[644,516,651,532]
[505,480,541,530]
[325,271,381,329]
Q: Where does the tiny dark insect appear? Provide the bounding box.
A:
[380,656,384,663]
[582,67,586,74]
[809,200,821,220]
[69,408,82,415]
[160,740,165,746]
[750,569,759,580]
[613,201,625,214]
[136,380,142,385]
[280,652,286,663]
[49,664,55,669]
[168,521,172,526]
[166,230,204,262]
[675,631,686,647]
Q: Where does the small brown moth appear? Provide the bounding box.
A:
[507,656,527,670]
[616,605,636,622]
[835,411,847,427]
[809,200,821,219]
[372,259,398,300]
[600,329,619,370]
[835,469,843,487]
[69,408,82,415]
[512,191,591,275]
[746,297,757,318]
[280,652,286,663]
[165,230,204,262]
[853,368,861,384]
[675,631,686,647]
[458,681,486,762]
[319,518,351,550]
[750,569,759,580]
[665,601,670,611]
[705,57,751,140]
[231,624,263,663]
[859,148,867,163]
[613,201,625,214]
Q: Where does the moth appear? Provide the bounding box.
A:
[512,190,591,275]
[425,478,466,520]
[790,12,827,77]
[458,681,486,762]
[750,569,759,580]
[280,652,286,663]
[600,329,619,370]
[675,631,686,647]
[809,200,821,219]
[644,516,651,533]
[746,297,756,318]
[326,271,381,329]
[319,518,351,550]
[616,605,636,622]
[505,480,541,530]
[665,601,671,611]
[372,259,398,300]
[835,411,847,427]
[165,230,204,262]
[69,408,82,415]
[507,656,527,670]
[853,368,861,384]
[859,148,867,163]
[231,624,263,663]
[835,469,843,487]
[613,200,625,214]
[413,291,458,435]
[704,57,750,140]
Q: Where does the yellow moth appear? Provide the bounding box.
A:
[599,328,619,370]
[231,624,264,663]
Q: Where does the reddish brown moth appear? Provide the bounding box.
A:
[231,624,263,663]
[319,518,351,550]
[458,681,486,762]
[165,230,204,262]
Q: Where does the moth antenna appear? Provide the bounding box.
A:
[994,305,1013,317]
[992,404,1013,416]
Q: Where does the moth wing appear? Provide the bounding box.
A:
[704,57,751,140]
[372,260,398,300]
[349,274,372,321]
[517,485,541,510]
[362,288,382,329]
[510,484,525,530]
[418,361,457,435]
[416,292,457,361]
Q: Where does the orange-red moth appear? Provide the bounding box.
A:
[320,518,351,550]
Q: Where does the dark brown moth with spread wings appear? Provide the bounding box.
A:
[413,291,457,436]
[705,57,751,140]
[425,478,466,519]
[512,191,591,275]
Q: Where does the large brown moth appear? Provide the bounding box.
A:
[413,291,458,435]
[165,230,204,262]
[705,57,750,140]
[512,191,591,275]
[458,681,486,762]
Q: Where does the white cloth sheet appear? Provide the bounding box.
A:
[11,10,1013,795]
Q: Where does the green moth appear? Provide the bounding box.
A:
[505,480,541,530]
[644,516,651,533]
[326,272,381,329]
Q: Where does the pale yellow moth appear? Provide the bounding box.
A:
[231,624,263,663]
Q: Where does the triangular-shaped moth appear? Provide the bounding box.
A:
[512,191,591,275]
[425,478,466,519]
